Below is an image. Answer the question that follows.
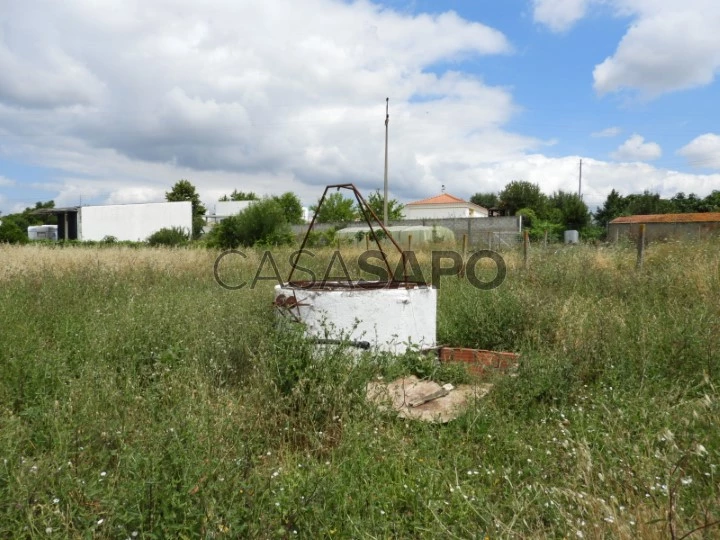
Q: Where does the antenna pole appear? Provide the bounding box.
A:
[578,158,583,199]
[383,97,389,226]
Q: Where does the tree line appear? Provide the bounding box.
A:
[5,178,717,245]
[470,181,720,241]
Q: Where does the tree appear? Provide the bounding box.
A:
[360,189,404,221]
[209,197,293,249]
[549,191,590,230]
[165,179,207,239]
[0,219,28,244]
[498,181,548,217]
[0,200,57,238]
[272,192,305,224]
[624,190,674,216]
[516,208,538,228]
[700,190,720,212]
[220,190,258,202]
[309,192,357,223]
[671,192,703,213]
[470,192,498,209]
[594,189,627,228]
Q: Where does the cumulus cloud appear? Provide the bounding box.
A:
[0,0,718,217]
[678,133,720,170]
[611,134,661,161]
[532,0,590,32]
[532,0,720,97]
[594,1,720,96]
[0,0,524,208]
[591,126,621,138]
[0,175,15,186]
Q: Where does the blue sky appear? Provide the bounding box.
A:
[1,0,719,215]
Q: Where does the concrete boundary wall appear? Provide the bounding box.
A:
[292,216,522,248]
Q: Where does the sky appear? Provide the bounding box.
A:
[1,0,720,215]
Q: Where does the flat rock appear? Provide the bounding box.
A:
[366,375,493,423]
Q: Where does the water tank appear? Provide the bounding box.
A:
[564,230,579,244]
[274,282,436,354]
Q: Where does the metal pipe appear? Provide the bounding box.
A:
[383,98,389,226]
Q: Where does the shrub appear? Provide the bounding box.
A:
[147,226,190,247]
[210,198,294,249]
[0,220,28,244]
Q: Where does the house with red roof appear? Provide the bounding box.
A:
[403,193,489,220]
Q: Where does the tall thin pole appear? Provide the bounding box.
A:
[578,158,583,199]
[383,97,389,226]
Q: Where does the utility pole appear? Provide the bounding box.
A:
[383,97,389,226]
[578,158,583,199]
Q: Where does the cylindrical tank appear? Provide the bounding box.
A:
[274,282,436,355]
[564,230,579,244]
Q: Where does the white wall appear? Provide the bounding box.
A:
[79,201,192,241]
[275,284,436,354]
[213,200,253,217]
[403,204,487,220]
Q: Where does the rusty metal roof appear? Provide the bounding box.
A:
[610,212,720,224]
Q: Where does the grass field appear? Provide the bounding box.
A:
[1,241,719,538]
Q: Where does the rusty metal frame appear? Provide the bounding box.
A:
[288,183,412,285]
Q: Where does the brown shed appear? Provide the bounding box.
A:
[608,213,720,242]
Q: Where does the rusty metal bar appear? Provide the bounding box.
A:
[351,185,409,284]
[349,188,394,280]
[288,186,330,283]
[288,183,413,286]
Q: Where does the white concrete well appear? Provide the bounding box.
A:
[274,281,436,355]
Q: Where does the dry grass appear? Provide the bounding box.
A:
[1,240,718,538]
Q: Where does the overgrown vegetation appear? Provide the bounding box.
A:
[146,226,190,247]
[1,242,718,538]
[206,197,294,248]
[0,200,55,244]
[472,181,720,242]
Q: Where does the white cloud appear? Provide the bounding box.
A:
[678,133,720,170]
[0,0,520,207]
[594,0,720,96]
[0,175,15,186]
[105,187,167,206]
[533,0,720,97]
[611,134,661,161]
[532,0,590,32]
[591,126,621,138]
[0,0,718,218]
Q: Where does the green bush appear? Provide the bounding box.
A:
[147,226,190,247]
[0,220,28,244]
[210,198,294,249]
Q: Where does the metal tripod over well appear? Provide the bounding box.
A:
[287,183,414,286]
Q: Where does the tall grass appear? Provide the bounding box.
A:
[0,241,718,538]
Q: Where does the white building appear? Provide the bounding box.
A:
[403,193,488,220]
[206,200,255,224]
[37,201,192,241]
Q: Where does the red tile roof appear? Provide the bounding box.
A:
[407,193,470,206]
[610,212,720,224]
